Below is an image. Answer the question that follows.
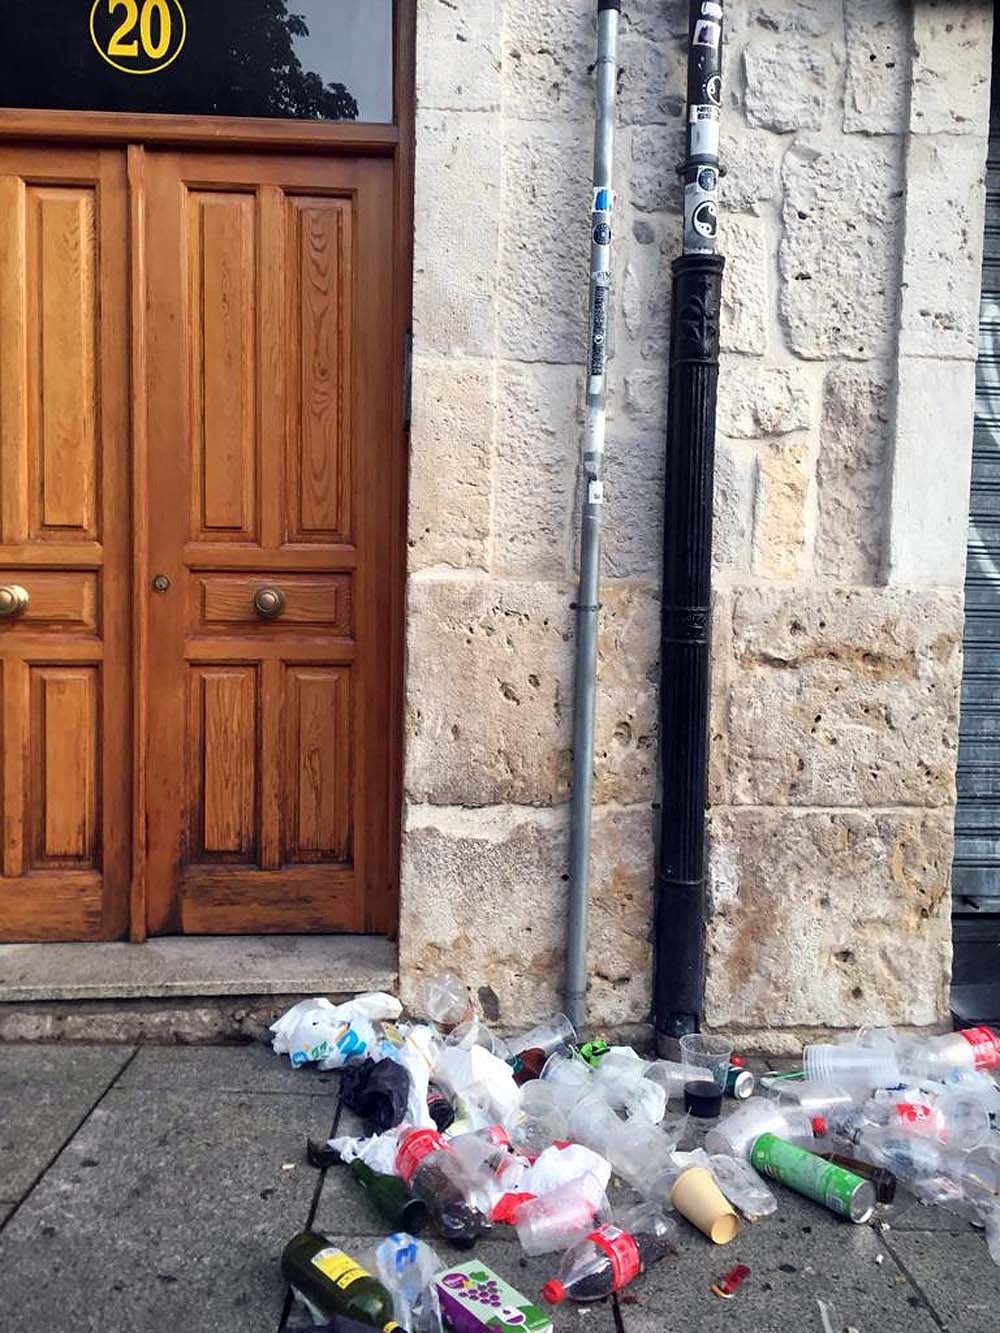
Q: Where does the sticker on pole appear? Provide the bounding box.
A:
[588,480,604,506]
[701,1,724,18]
[692,200,718,239]
[592,187,613,213]
[693,19,721,49]
[593,221,612,246]
[705,74,722,106]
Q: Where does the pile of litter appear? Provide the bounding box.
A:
[270,978,1000,1331]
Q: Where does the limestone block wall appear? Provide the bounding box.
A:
[401,0,992,1046]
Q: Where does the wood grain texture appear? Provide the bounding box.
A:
[0,571,98,630]
[0,147,130,941]
[197,574,353,630]
[144,149,398,937]
[190,192,257,540]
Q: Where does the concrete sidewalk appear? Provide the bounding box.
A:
[0,1043,995,1331]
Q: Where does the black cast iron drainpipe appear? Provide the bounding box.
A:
[655,0,726,1050]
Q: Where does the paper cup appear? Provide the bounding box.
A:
[670,1166,740,1245]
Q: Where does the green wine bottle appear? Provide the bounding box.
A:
[281,1233,403,1332]
[349,1159,428,1235]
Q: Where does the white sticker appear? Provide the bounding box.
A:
[693,19,721,49]
[588,480,604,506]
[689,104,720,124]
[701,1,723,18]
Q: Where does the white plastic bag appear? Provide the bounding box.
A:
[270,992,401,1069]
[433,1043,520,1124]
[327,1128,402,1176]
[522,1142,613,1196]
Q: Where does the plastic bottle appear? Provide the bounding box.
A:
[395,1128,491,1248]
[512,1171,608,1256]
[540,1203,678,1304]
[281,1233,403,1331]
[901,1026,1000,1081]
[374,1233,445,1333]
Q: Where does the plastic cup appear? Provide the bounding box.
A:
[680,1033,733,1093]
[803,1038,899,1088]
[513,1172,608,1256]
[670,1166,740,1244]
[507,1013,576,1059]
[567,1093,624,1155]
[704,1096,814,1160]
[447,1019,510,1061]
[608,1118,675,1191]
[770,1082,857,1118]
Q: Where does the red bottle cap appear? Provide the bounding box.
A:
[730,1055,746,1067]
[811,1115,828,1137]
[541,1280,565,1305]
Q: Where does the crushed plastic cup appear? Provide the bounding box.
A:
[769,1081,857,1118]
[708,1152,777,1220]
[567,1093,624,1155]
[644,1059,689,1103]
[607,1117,678,1195]
[421,971,475,1031]
[507,1013,576,1060]
[705,1096,815,1161]
[512,1171,609,1256]
[680,1033,733,1093]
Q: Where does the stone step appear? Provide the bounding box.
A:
[0,935,397,1044]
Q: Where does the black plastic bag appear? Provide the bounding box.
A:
[340,1056,411,1134]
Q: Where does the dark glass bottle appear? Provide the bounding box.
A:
[281,1233,402,1331]
[349,1159,428,1234]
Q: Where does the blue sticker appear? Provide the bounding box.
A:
[593,187,612,213]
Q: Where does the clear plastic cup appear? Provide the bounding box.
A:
[803,1035,899,1088]
[513,1172,609,1256]
[704,1096,814,1160]
[679,1033,733,1093]
[421,970,475,1030]
[507,1013,577,1059]
[769,1081,857,1118]
[447,1019,511,1061]
[567,1093,625,1155]
[608,1117,676,1193]
[644,1059,688,1102]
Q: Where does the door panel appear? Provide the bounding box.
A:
[0,146,130,942]
[144,150,394,935]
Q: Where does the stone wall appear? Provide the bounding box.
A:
[402,0,992,1046]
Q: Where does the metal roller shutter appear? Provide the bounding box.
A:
[952,59,1000,1025]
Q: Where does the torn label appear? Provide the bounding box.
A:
[588,480,604,506]
[701,1,723,17]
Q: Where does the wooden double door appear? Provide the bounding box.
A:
[0,143,400,942]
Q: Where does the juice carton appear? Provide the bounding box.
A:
[434,1261,553,1333]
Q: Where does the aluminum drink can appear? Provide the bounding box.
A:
[749,1133,876,1223]
[725,1065,755,1099]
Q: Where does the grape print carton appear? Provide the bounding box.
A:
[434,1262,554,1333]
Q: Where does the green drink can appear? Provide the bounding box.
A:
[749,1134,876,1223]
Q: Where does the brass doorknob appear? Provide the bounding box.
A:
[0,584,29,619]
[253,586,287,620]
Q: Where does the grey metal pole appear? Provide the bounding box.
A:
[565,0,621,1029]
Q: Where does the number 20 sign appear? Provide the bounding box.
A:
[90,0,187,76]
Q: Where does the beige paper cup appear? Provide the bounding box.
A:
[670,1166,740,1245]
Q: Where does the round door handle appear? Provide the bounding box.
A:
[0,584,29,619]
[253,586,287,620]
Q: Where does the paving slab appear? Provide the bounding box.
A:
[118,1040,345,1097]
[0,1087,327,1331]
[882,1229,1000,1332]
[620,1194,942,1333]
[888,1187,979,1234]
[0,1044,133,1201]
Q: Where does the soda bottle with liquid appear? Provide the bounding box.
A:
[540,1203,677,1303]
[396,1128,491,1248]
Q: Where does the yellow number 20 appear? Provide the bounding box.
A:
[95,0,184,73]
